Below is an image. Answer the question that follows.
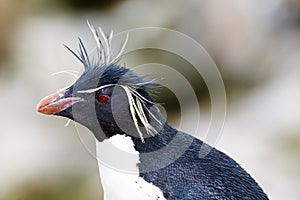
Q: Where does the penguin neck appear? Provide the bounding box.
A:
[130,123,178,153]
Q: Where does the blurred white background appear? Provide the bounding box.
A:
[1,0,300,199]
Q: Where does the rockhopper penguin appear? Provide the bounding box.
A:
[37,24,269,200]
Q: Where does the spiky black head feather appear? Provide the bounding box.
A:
[65,22,154,94]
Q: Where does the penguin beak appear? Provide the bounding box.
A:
[37,90,83,115]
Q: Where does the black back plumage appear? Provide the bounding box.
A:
[133,124,268,199]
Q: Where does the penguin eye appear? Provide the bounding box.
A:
[97,95,109,103]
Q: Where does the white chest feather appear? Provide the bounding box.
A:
[96,134,166,200]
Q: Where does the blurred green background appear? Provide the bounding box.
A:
[1,0,300,199]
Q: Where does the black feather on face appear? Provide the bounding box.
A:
[62,65,162,142]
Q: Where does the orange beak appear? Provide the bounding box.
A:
[37,90,83,115]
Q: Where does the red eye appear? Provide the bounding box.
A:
[97,95,109,103]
